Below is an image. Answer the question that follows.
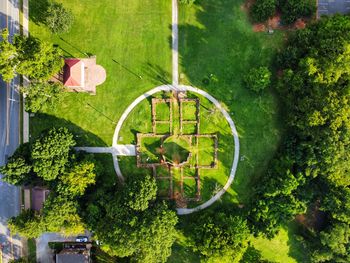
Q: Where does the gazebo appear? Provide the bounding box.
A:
[63,57,106,95]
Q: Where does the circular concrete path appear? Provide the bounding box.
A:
[112,85,240,215]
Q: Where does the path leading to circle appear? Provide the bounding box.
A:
[76,0,240,214]
[172,0,179,87]
[111,85,240,215]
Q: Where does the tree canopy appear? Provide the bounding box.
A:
[0,29,63,82]
[31,128,75,181]
[22,82,65,113]
[84,174,178,263]
[189,211,250,262]
[45,2,74,34]
[249,14,350,262]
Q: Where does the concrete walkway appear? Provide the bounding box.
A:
[111,84,240,215]
[75,145,136,156]
[78,0,240,214]
[172,0,179,87]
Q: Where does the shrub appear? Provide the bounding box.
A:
[244,66,271,93]
[279,0,316,24]
[179,0,196,5]
[250,0,277,23]
[45,2,74,34]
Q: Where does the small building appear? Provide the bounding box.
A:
[24,186,50,211]
[31,186,50,211]
[318,0,350,18]
[62,57,106,95]
[55,243,92,263]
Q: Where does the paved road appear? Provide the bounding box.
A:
[0,0,22,262]
[318,0,350,18]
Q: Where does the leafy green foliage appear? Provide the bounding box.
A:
[5,129,98,239]
[0,29,18,82]
[31,128,75,181]
[99,201,177,263]
[189,212,250,262]
[179,0,196,5]
[249,14,350,262]
[310,222,350,262]
[0,143,35,186]
[250,0,277,23]
[84,174,178,263]
[0,156,32,185]
[22,82,65,113]
[244,66,271,93]
[0,29,63,82]
[45,2,74,34]
[279,0,316,25]
[42,196,85,236]
[14,35,64,80]
[57,161,96,196]
[123,173,157,211]
[8,210,44,239]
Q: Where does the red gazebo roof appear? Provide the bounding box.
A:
[63,59,84,87]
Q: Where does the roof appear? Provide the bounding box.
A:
[56,254,88,263]
[63,59,85,88]
[31,187,49,211]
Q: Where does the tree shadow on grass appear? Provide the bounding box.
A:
[28,0,50,25]
[286,222,311,263]
[30,113,108,147]
[142,62,172,85]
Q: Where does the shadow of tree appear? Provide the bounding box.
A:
[30,113,108,147]
[142,62,172,85]
[286,222,311,262]
[28,0,50,25]
[177,0,285,206]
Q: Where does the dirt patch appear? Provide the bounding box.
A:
[253,23,266,32]
[243,0,311,33]
[295,201,328,231]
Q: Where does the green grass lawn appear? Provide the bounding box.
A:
[118,92,235,206]
[156,102,171,121]
[166,0,306,262]
[28,0,306,261]
[29,0,172,146]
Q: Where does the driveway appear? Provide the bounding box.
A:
[36,233,75,263]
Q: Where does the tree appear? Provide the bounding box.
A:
[98,202,178,263]
[14,35,64,80]
[45,2,74,34]
[189,212,250,262]
[311,222,350,262]
[31,128,75,181]
[57,161,96,196]
[321,185,350,225]
[0,29,18,82]
[0,143,35,186]
[244,66,271,93]
[0,30,63,82]
[279,0,316,25]
[0,156,32,185]
[122,173,157,211]
[250,0,277,23]
[179,0,196,5]
[84,172,178,263]
[42,196,85,236]
[8,209,44,239]
[21,82,65,113]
